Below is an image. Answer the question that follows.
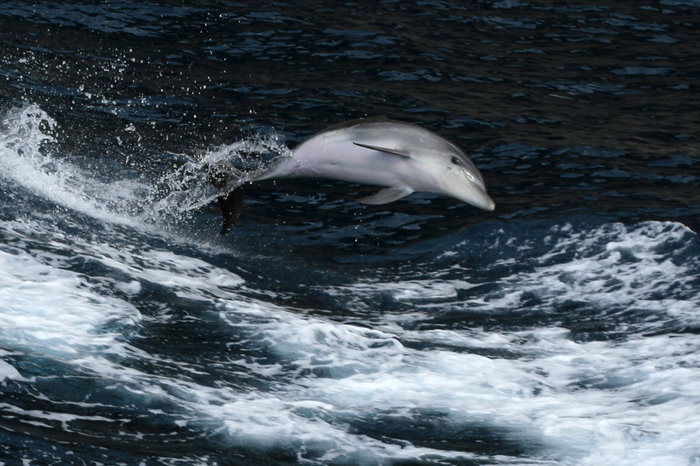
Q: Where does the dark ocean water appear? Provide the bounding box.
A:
[1,1,699,465]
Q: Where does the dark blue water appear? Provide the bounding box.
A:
[1,1,699,465]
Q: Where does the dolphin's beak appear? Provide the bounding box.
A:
[472,186,496,211]
[456,182,495,211]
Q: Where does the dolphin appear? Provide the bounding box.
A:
[214,118,495,234]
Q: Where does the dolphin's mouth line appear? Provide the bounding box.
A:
[462,169,486,191]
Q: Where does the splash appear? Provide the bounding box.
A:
[149,131,291,217]
[0,104,290,232]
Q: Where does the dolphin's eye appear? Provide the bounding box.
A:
[451,156,462,165]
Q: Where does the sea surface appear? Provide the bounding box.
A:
[1,1,699,465]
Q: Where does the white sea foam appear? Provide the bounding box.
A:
[2,214,698,465]
[331,278,479,302]
[0,359,23,382]
[306,221,700,465]
[0,215,489,463]
[214,302,533,464]
[0,248,142,357]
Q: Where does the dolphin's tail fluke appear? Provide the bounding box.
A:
[217,186,245,235]
[205,164,247,235]
[206,156,291,234]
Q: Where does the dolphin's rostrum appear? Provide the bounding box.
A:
[215,119,495,234]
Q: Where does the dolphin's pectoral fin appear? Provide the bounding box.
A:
[357,186,413,205]
[353,142,411,159]
[218,186,245,235]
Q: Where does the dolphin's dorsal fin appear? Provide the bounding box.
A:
[353,142,411,159]
[218,186,245,235]
[357,186,413,205]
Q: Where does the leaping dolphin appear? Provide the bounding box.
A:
[215,119,495,234]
